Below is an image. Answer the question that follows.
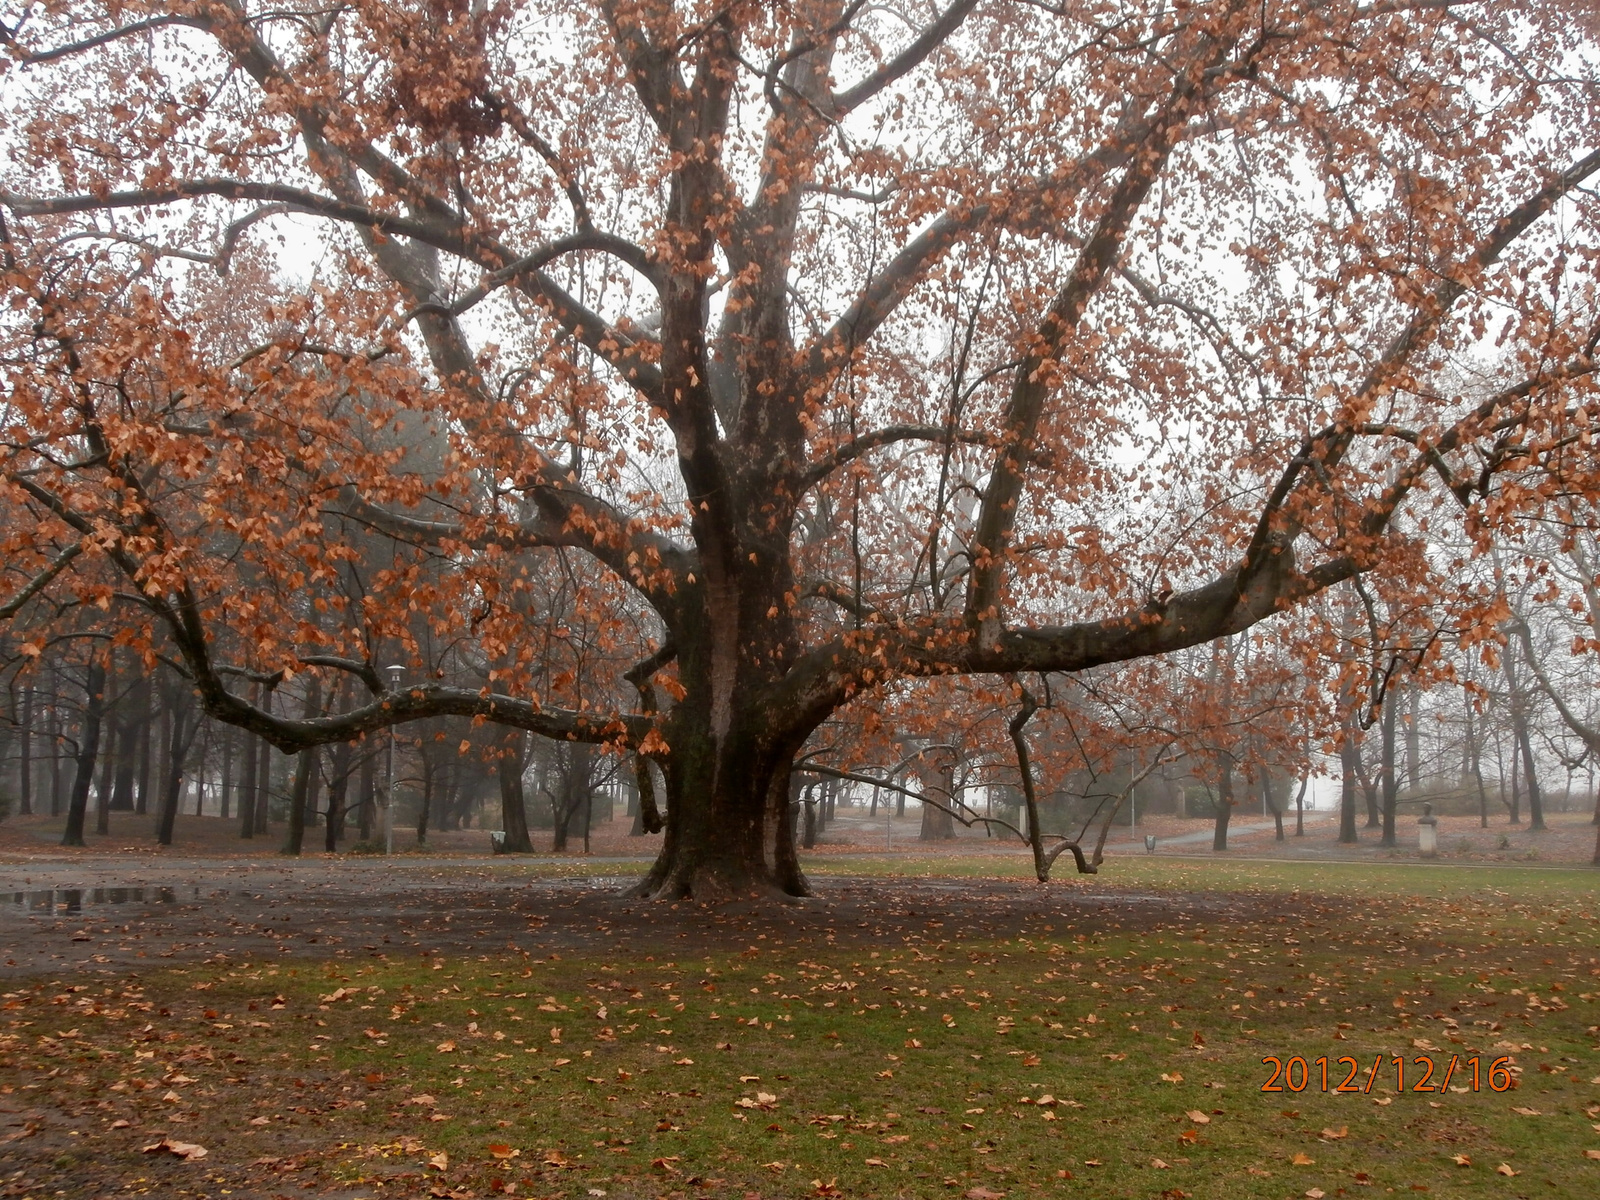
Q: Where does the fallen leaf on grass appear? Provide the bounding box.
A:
[427,1152,448,1170]
[487,1144,520,1160]
[435,1040,456,1053]
[1185,1110,1210,1124]
[1452,1155,1471,1166]
[110,1119,130,1130]
[1150,1158,1170,1169]
[1583,1150,1600,1161]
[1511,1106,1541,1116]
[1291,1152,1315,1166]
[142,1138,206,1161]
[1160,1072,1183,1083]
[1306,1190,1326,1199]
[408,1094,437,1106]
[1321,1126,1348,1140]
[864,1157,887,1166]
[1495,1164,1518,1177]
[965,1189,1006,1200]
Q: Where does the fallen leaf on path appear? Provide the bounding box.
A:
[142,1138,206,1161]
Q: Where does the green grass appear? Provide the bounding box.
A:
[4,858,1598,1199]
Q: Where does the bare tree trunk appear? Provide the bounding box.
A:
[155,687,199,847]
[1292,772,1309,837]
[1405,681,1422,792]
[357,740,376,841]
[94,653,117,835]
[1211,754,1234,851]
[1339,700,1361,845]
[497,728,533,852]
[238,685,258,837]
[1262,769,1284,841]
[1380,695,1399,848]
[61,660,106,847]
[46,667,65,816]
[193,721,209,816]
[219,723,233,821]
[17,684,31,816]
[284,678,321,856]
[324,736,353,852]
[254,688,273,835]
[416,738,433,846]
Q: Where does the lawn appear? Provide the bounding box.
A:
[1,858,1597,1200]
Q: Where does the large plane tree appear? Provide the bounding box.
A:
[3,0,1598,897]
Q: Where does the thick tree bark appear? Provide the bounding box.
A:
[497,728,534,853]
[60,661,106,847]
[1211,754,1234,851]
[1338,714,1361,845]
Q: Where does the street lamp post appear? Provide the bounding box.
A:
[385,664,404,855]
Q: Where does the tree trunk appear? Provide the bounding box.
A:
[60,660,106,847]
[238,685,258,838]
[416,738,433,846]
[94,654,117,835]
[1338,712,1360,845]
[254,688,274,834]
[917,748,957,841]
[497,728,534,852]
[801,786,818,849]
[1513,714,1545,831]
[357,740,376,841]
[1211,754,1234,851]
[219,723,233,821]
[1380,694,1399,848]
[1292,772,1309,837]
[155,689,199,847]
[46,672,64,816]
[110,671,145,813]
[94,711,115,835]
[284,679,322,856]
[16,684,31,816]
[1262,769,1284,841]
[1404,680,1422,792]
[324,736,354,852]
[193,721,209,816]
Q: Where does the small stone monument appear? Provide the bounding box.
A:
[1417,802,1438,859]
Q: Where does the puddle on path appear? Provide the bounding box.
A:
[3,886,213,915]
